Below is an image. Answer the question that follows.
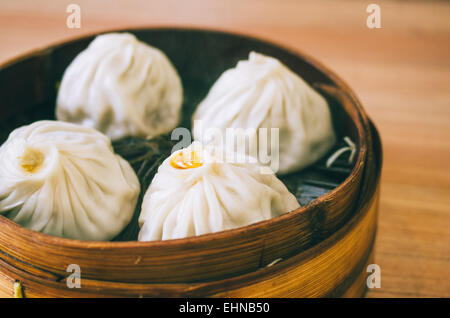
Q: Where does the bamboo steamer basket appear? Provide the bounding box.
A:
[0,28,381,297]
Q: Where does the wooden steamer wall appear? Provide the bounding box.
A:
[0,28,382,298]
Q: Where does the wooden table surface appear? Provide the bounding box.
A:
[0,0,449,298]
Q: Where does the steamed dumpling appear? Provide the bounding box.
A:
[138,141,299,241]
[193,52,336,174]
[0,121,140,241]
[56,32,183,140]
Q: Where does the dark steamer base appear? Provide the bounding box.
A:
[0,46,354,243]
[0,95,354,242]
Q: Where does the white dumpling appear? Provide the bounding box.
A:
[56,32,183,140]
[138,141,299,241]
[193,52,336,174]
[0,121,140,241]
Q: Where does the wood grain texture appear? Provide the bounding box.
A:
[0,0,449,297]
[0,188,379,297]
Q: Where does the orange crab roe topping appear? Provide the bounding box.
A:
[20,147,44,173]
[170,150,203,170]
